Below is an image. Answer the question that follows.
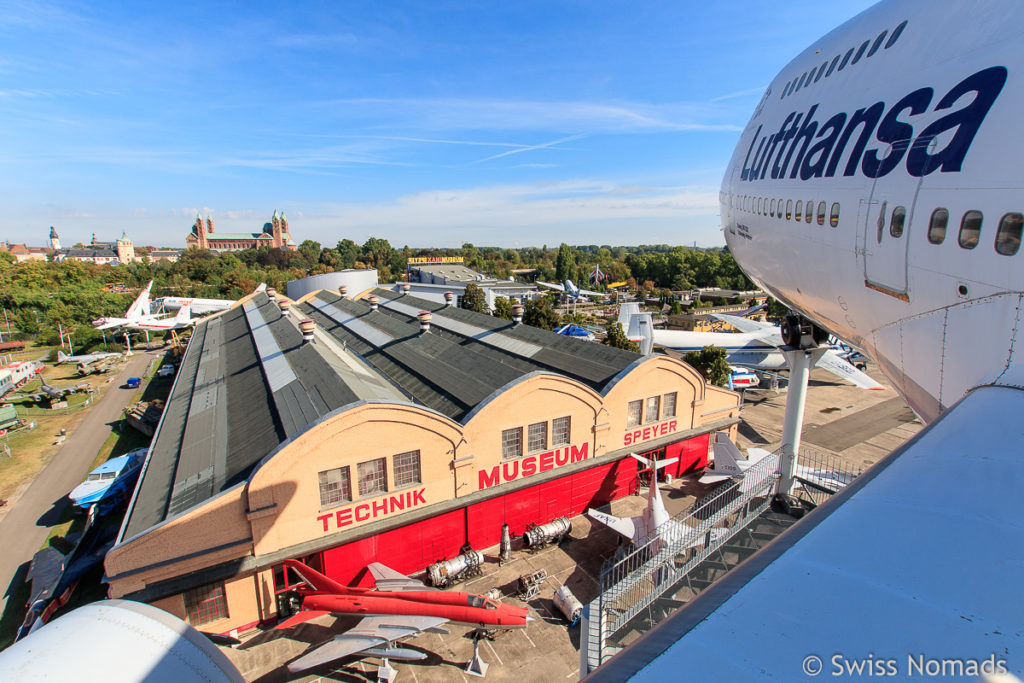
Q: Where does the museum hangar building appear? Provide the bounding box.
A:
[104,287,740,633]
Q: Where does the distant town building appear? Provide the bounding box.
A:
[53,232,141,265]
[0,241,51,262]
[147,249,182,263]
[49,226,60,250]
[185,210,298,252]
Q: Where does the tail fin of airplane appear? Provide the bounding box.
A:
[630,453,675,472]
[711,433,746,476]
[174,305,191,324]
[57,351,69,363]
[283,559,349,594]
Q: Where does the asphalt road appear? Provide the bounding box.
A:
[0,350,157,620]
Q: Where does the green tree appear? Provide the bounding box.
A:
[523,297,560,330]
[461,282,488,313]
[684,345,732,387]
[765,297,789,318]
[555,243,576,282]
[492,296,513,320]
[603,321,640,353]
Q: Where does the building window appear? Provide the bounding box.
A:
[663,392,677,418]
[318,466,352,507]
[393,450,421,487]
[995,213,1023,256]
[357,458,388,497]
[184,582,228,626]
[645,396,661,423]
[502,427,523,459]
[959,210,983,249]
[890,206,906,238]
[830,203,840,227]
[627,400,642,428]
[527,421,548,452]
[552,416,571,446]
[928,208,948,244]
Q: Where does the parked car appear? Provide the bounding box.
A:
[156,364,176,378]
[125,377,141,388]
[68,448,146,514]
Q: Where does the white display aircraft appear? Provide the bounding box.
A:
[152,296,234,315]
[587,453,726,554]
[92,281,166,330]
[648,313,884,389]
[593,1,1024,679]
[536,279,604,300]
[56,350,122,366]
[124,305,193,331]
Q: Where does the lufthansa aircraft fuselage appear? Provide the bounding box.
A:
[720,0,1022,423]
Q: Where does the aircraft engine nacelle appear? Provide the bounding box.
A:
[523,517,572,548]
[427,549,484,587]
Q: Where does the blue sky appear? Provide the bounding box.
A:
[0,0,876,249]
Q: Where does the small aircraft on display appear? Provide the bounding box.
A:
[29,375,82,402]
[93,281,157,330]
[699,433,775,492]
[56,350,121,366]
[588,453,726,554]
[123,305,193,331]
[277,559,531,680]
[536,279,604,300]
[553,323,597,341]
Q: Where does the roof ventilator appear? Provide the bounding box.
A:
[418,310,432,335]
[401,282,411,295]
[368,295,379,311]
[444,291,454,307]
[266,287,277,300]
[299,318,316,344]
[512,303,524,325]
[338,285,348,298]
[279,299,291,316]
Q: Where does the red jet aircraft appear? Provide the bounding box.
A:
[277,559,531,677]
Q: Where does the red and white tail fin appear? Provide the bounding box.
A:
[283,559,348,594]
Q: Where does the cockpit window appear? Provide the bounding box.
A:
[101,472,117,480]
[890,206,906,238]
[928,208,948,244]
[88,473,102,481]
[468,595,485,608]
[867,31,888,58]
[850,40,870,66]
[483,599,499,610]
[995,213,1023,256]
[837,47,854,72]
[885,21,908,49]
[958,210,983,249]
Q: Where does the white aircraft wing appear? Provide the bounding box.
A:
[288,614,448,672]
[587,508,641,544]
[712,313,776,335]
[367,562,437,592]
[578,286,604,298]
[536,281,566,292]
[814,348,885,389]
[589,382,1024,681]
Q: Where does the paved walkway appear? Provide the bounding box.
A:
[0,350,157,619]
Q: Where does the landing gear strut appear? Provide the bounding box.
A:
[780,314,829,349]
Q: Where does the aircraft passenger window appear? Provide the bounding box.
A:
[806,199,814,223]
[890,206,906,238]
[786,200,793,220]
[778,198,784,218]
[958,211,983,249]
[995,213,1023,256]
[816,201,826,226]
[867,31,888,58]
[795,200,803,221]
[928,209,948,244]
[876,201,887,243]
[770,199,776,217]
[825,55,840,78]
[756,197,761,214]
[850,40,870,66]
[830,203,840,228]
[814,62,827,83]
[837,48,854,71]
[885,21,908,49]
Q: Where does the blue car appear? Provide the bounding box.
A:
[68,448,146,514]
